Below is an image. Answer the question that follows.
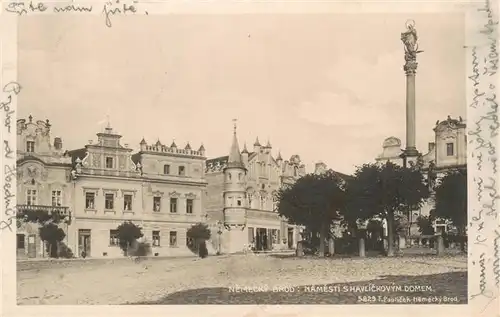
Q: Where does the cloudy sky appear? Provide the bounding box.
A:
[18,13,465,174]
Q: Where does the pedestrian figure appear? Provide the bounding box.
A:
[198,240,208,258]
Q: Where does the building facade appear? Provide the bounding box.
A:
[16,117,207,259]
[376,116,467,236]
[16,116,73,259]
[205,127,306,254]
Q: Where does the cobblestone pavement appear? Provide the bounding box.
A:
[17,254,467,305]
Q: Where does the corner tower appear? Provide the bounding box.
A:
[222,119,247,253]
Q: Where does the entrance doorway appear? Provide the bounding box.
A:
[27,234,37,258]
[287,228,294,249]
[78,229,91,258]
[255,228,269,251]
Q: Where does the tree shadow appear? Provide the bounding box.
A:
[268,252,466,261]
[128,271,467,305]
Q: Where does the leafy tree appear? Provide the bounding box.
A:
[17,207,70,258]
[416,215,435,235]
[433,168,467,251]
[187,223,211,241]
[276,170,347,257]
[39,223,66,258]
[345,162,429,256]
[116,221,144,255]
[187,223,212,258]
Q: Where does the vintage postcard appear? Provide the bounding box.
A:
[0,0,498,316]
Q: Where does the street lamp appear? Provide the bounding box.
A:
[216,220,223,255]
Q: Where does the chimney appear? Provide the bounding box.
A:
[53,137,62,150]
[428,142,436,152]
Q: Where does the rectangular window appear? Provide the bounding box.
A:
[26,141,35,153]
[17,234,25,249]
[446,143,454,156]
[170,198,177,213]
[178,166,185,176]
[271,229,279,244]
[163,164,170,174]
[153,197,161,212]
[186,199,194,214]
[169,231,177,247]
[105,193,114,210]
[237,199,242,206]
[26,189,37,206]
[124,194,132,211]
[85,192,95,209]
[105,157,114,168]
[109,230,119,246]
[152,231,161,247]
[51,190,62,207]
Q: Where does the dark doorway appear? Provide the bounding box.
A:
[78,229,91,258]
[287,228,294,249]
[255,228,268,251]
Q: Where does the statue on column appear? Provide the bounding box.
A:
[401,20,423,73]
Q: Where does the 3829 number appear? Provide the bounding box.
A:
[357,296,377,303]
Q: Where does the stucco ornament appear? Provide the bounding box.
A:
[27,165,37,178]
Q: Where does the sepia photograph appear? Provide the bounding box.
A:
[11,10,470,306]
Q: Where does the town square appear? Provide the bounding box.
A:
[12,12,469,306]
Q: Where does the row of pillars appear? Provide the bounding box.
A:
[296,235,446,257]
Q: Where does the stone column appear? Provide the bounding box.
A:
[401,20,421,158]
[405,74,417,155]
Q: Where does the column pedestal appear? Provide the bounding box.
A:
[221,225,247,254]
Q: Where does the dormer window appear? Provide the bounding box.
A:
[26,141,35,153]
[446,143,454,156]
[105,157,114,168]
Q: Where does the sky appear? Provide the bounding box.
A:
[18,13,466,175]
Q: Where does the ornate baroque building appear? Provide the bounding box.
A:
[16,116,73,258]
[376,116,467,236]
[16,116,207,258]
[204,125,306,253]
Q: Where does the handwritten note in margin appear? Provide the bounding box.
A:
[466,1,500,316]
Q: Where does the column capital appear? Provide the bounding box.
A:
[404,61,418,75]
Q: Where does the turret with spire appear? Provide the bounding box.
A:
[264,138,272,154]
[241,142,249,166]
[140,137,147,151]
[276,150,283,170]
[198,144,206,156]
[221,119,248,254]
[253,137,261,153]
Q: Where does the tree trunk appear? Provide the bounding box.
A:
[386,212,395,257]
[359,236,366,257]
[459,225,466,253]
[296,241,304,256]
[328,237,335,256]
[319,223,326,257]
